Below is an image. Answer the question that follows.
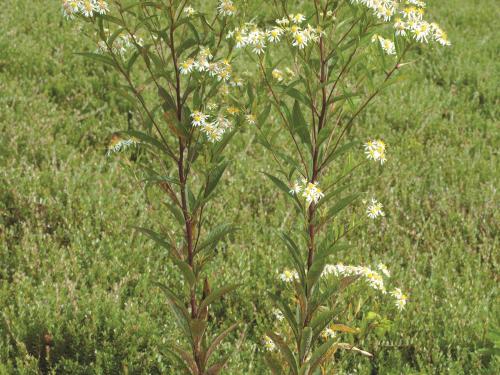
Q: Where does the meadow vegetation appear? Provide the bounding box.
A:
[0,0,498,374]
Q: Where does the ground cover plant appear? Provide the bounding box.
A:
[0,0,498,374]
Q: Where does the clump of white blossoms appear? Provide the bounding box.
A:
[184,6,196,17]
[366,198,385,219]
[228,14,322,55]
[289,178,324,205]
[190,110,233,143]
[349,0,451,46]
[322,264,387,293]
[97,32,143,57]
[391,288,409,311]
[364,139,387,164]
[61,0,109,19]
[180,48,241,86]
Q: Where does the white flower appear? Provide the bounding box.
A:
[62,0,80,19]
[191,111,209,127]
[321,327,337,339]
[292,31,309,49]
[273,309,284,322]
[289,181,302,195]
[184,6,196,17]
[267,27,284,43]
[364,139,387,164]
[366,198,385,219]
[290,13,306,24]
[302,181,324,205]
[218,0,236,17]
[263,335,276,351]
[245,114,256,125]
[79,0,96,17]
[272,69,284,82]
[390,288,408,311]
[413,21,431,43]
[377,263,391,277]
[279,268,299,282]
[179,59,195,74]
[95,0,109,15]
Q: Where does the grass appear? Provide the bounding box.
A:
[0,0,498,374]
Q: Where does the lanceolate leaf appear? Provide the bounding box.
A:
[299,327,313,362]
[267,332,298,375]
[196,224,236,254]
[198,284,239,312]
[205,323,238,366]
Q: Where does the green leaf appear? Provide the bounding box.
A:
[292,100,311,146]
[75,52,116,68]
[263,173,290,196]
[308,338,337,372]
[205,323,238,365]
[205,161,229,198]
[264,354,284,375]
[267,332,298,375]
[134,226,172,253]
[196,224,236,254]
[190,319,207,344]
[299,327,313,361]
[120,130,175,159]
[198,284,239,312]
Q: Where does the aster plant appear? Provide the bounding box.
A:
[229,0,449,372]
[62,1,249,374]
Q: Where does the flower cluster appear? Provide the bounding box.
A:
[184,6,196,17]
[364,139,387,164]
[350,0,450,46]
[321,327,337,340]
[61,0,109,19]
[97,33,142,57]
[228,15,322,55]
[190,111,233,143]
[179,48,240,85]
[366,198,385,219]
[107,135,138,156]
[289,179,325,205]
[323,263,387,293]
[390,288,409,310]
[271,67,295,83]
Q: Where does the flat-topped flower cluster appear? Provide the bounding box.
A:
[350,0,451,47]
[61,0,109,19]
[227,15,323,54]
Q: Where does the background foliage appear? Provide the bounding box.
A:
[0,0,498,373]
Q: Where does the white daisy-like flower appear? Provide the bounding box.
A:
[263,335,276,351]
[179,59,195,74]
[245,114,256,125]
[364,139,387,164]
[79,0,96,17]
[390,288,408,311]
[292,31,309,49]
[289,181,302,195]
[95,0,109,15]
[184,6,196,17]
[273,309,284,322]
[413,21,431,43]
[279,268,299,282]
[62,0,81,19]
[267,27,284,43]
[321,327,337,340]
[290,13,306,24]
[302,181,324,204]
[272,69,284,82]
[191,111,209,127]
[366,198,385,219]
[218,0,236,17]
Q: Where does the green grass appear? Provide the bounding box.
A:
[0,0,498,374]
